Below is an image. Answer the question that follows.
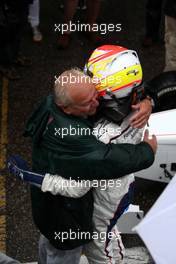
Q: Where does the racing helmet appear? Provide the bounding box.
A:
[84,45,144,123]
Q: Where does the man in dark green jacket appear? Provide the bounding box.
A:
[24,69,156,263]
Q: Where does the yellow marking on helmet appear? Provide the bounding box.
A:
[95,64,142,92]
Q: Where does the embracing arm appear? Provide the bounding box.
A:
[7,130,156,191]
[7,155,90,197]
[130,97,152,128]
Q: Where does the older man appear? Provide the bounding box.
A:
[10,67,156,264]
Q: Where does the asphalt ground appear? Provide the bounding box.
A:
[0,0,167,262]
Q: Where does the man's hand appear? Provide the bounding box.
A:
[130,98,152,128]
[143,129,157,154]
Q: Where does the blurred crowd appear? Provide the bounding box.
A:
[143,0,176,71]
[0,0,176,81]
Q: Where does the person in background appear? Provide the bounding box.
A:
[0,0,32,80]
[58,0,102,48]
[164,0,176,71]
[142,0,164,47]
[28,0,43,42]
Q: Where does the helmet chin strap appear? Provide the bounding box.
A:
[96,88,134,124]
[106,88,119,103]
[105,88,126,117]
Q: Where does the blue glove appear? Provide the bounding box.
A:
[7,155,44,187]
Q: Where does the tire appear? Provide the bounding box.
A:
[145,71,176,112]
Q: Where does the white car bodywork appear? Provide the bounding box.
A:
[118,109,176,233]
[135,109,176,183]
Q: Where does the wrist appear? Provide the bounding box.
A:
[144,96,154,108]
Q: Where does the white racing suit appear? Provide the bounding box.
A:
[41,112,143,264]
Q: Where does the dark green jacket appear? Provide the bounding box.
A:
[24,95,154,249]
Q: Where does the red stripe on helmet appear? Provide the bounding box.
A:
[98,79,142,97]
[89,45,127,65]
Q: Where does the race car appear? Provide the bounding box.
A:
[135,71,176,183]
[135,109,176,183]
[118,71,176,233]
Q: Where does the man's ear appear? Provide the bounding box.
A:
[60,105,71,114]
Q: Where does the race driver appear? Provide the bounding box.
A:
[8,45,155,264]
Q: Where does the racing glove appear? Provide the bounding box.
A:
[7,155,44,187]
[7,155,90,197]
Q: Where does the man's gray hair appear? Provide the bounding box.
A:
[54,68,89,106]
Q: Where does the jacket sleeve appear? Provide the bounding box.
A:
[29,100,155,181]
[41,173,91,197]
[80,141,155,180]
[48,140,155,181]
